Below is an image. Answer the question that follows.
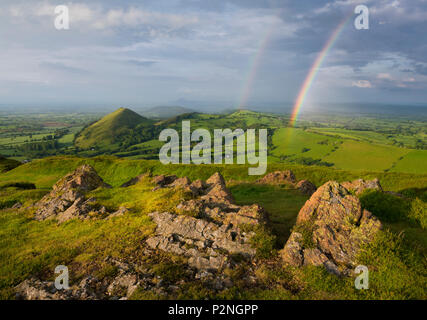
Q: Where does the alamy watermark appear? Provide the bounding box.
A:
[53,4,369,31]
[354,5,369,30]
[159,121,267,175]
[354,265,369,290]
[55,265,69,290]
[54,5,69,30]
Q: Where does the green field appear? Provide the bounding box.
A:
[1,108,426,175]
[270,127,426,174]
[390,150,427,174]
[271,127,341,159]
[322,140,409,171]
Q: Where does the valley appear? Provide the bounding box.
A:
[1,107,426,174]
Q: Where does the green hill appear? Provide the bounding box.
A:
[74,108,156,150]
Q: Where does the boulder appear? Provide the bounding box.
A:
[257,170,296,185]
[202,181,234,204]
[224,204,267,226]
[34,165,111,223]
[206,172,227,186]
[51,164,110,193]
[341,178,382,195]
[281,181,382,275]
[296,180,317,196]
[169,177,191,188]
[152,175,178,187]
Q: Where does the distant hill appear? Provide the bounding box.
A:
[74,108,156,150]
[141,106,195,119]
[0,155,21,172]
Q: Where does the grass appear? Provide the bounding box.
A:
[271,127,427,174]
[230,184,308,246]
[0,174,193,299]
[1,155,426,192]
[322,140,409,172]
[0,207,156,299]
[390,150,427,174]
[74,108,154,150]
[360,189,427,253]
[87,175,193,214]
[0,156,426,300]
[271,127,341,161]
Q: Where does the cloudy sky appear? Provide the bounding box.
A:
[0,0,426,110]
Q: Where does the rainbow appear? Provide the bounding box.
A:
[289,16,352,126]
[237,26,275,109]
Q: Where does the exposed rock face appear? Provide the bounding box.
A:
[280,181,382,275]
[341,178,382,195]
[257,170,296,185]
[15,277,103,300]
[147,211,256,271]
[15,257,159,300]
[34,165,113,223]
[257,170,317,196]
[152,175,179,190]
[14,252,239,300]
[146,172,268,271]
[296,180,317,196]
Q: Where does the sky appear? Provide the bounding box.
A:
[0,0,427,111]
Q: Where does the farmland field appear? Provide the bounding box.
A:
[0,109,426,174]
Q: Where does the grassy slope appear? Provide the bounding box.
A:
[1,156,426,192]
[322,140,409,171]
[74,108,153,149]
[0,156,425,300]
[271,127,426,174]
[390,150,427,174]
[271,127,341,159]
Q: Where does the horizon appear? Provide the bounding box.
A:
[1,102,426,119]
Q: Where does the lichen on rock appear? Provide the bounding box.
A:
[146,172,269,272]
[34,165,114,223]
[280,181,382,275]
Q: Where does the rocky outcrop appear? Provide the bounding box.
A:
[15,276,104,300]
[257,170,296,185]
[14,251,239,300]
[34,165,115,223]
[341,178,382,195]
[147,211,256,271]
[14,256,162,300]
[295,180,317,196]
[257,170,317,196]
[146,172,268,271]
[280,181,382,275]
